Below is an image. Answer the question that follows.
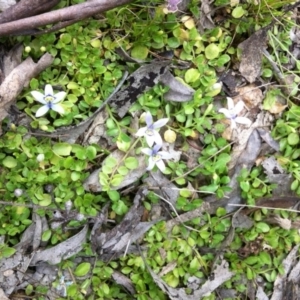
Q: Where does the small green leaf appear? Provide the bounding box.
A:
[205,44,220,59]
[118,166,129,176]
[112,200,128,215]
[240,181,250,192]
[38,194,52,206]
[185,69,200,83]
[131,45,149,60]
[124,157,139,170]
[90,39,101,48]
[42,230,52,242]
[288,133,299,145]
[74,262,91,277]
[71,171,81,181]
[52,143,72,156]
[107,190,120,201]
[2,247,16,258]
[232,6,246,18]
[2,156,17,168]
[86,146,97,160]
[110,174,124,187]
[105,156,117,168]
[256,222,270,233]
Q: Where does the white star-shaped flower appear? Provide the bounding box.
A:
[219,97,252,129]
[31,84,66,117]
[141,144,173,172]
[135,112,169,147]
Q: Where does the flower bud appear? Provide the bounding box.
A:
[164,129,177,143]
[189,130,199,139]
[37,154,45,162]
[76,213,85,221]
[40,46,46,52]
[24,46,31,53]
[65,200,72,212]
[14,189,23,197]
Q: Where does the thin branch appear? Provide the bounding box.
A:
[0,0,134,36]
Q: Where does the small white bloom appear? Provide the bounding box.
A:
[37,154,45,162]
[219,97,252,129]
[31,84,66,117]
[135,112,169,147]
[141,144,173,172]
[14,188,23,197]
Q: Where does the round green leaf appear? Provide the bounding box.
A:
[74,262,91,277]
[107,190,120,201]
[71,171,81,181]
[205,44,220,60]
[90,39,101,48]
[110,174,124,187]
[232,6,246,18]
[288,133,299,145]
[131,45,149,60]
[185,69,200,83]
[2,156,17,168]
[124,157,139,170]
[42,230,52,242]
[52,143,72,156]
[256,222,270,233]
[86,146,97,160]
[2,247,16,258]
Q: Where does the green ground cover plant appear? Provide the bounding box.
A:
[1,0,300,299]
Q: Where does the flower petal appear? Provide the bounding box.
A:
[145,134,157,147]
[152,118,169,129]
[145,112,153,127]
[31,91,46,104]
[219,108,232,119]
[158,151,173,160]
[141,148,153,156]
[44,84,54,96]
[147,157,156,170]
[51,104,65,115]
[226,97,235,110]
[234,101,245,115]
[235,117,252,126]
[135,127,147,137]
[156,159,166,172]
[53,91,66,103]
[153,143,162,153]
[230,120,237,129]
[152,131,163,146]
[36,105,49,117]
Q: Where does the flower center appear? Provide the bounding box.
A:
[153,154,161,162]
[44,95,55,102]
[228,110,237,120]
[146,129,154,136]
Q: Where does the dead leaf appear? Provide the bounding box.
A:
[112,271,136,295]
[91,188,160,262]
[236,84,263,108]
[84,150,147,192]
[0,45,53,123]
[30,225,88,265]
[140,250,233,300]
[232,210,253,229]
[109,61,170,118]
[238,28,268,83]
[271,244,300,300]
[159,71,195,102]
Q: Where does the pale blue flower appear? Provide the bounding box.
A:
[141,144,173,172]
[31,84,66,117]
[219,97,252,129]
[136,112,169,147]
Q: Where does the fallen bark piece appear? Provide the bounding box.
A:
[0,45,53,123]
